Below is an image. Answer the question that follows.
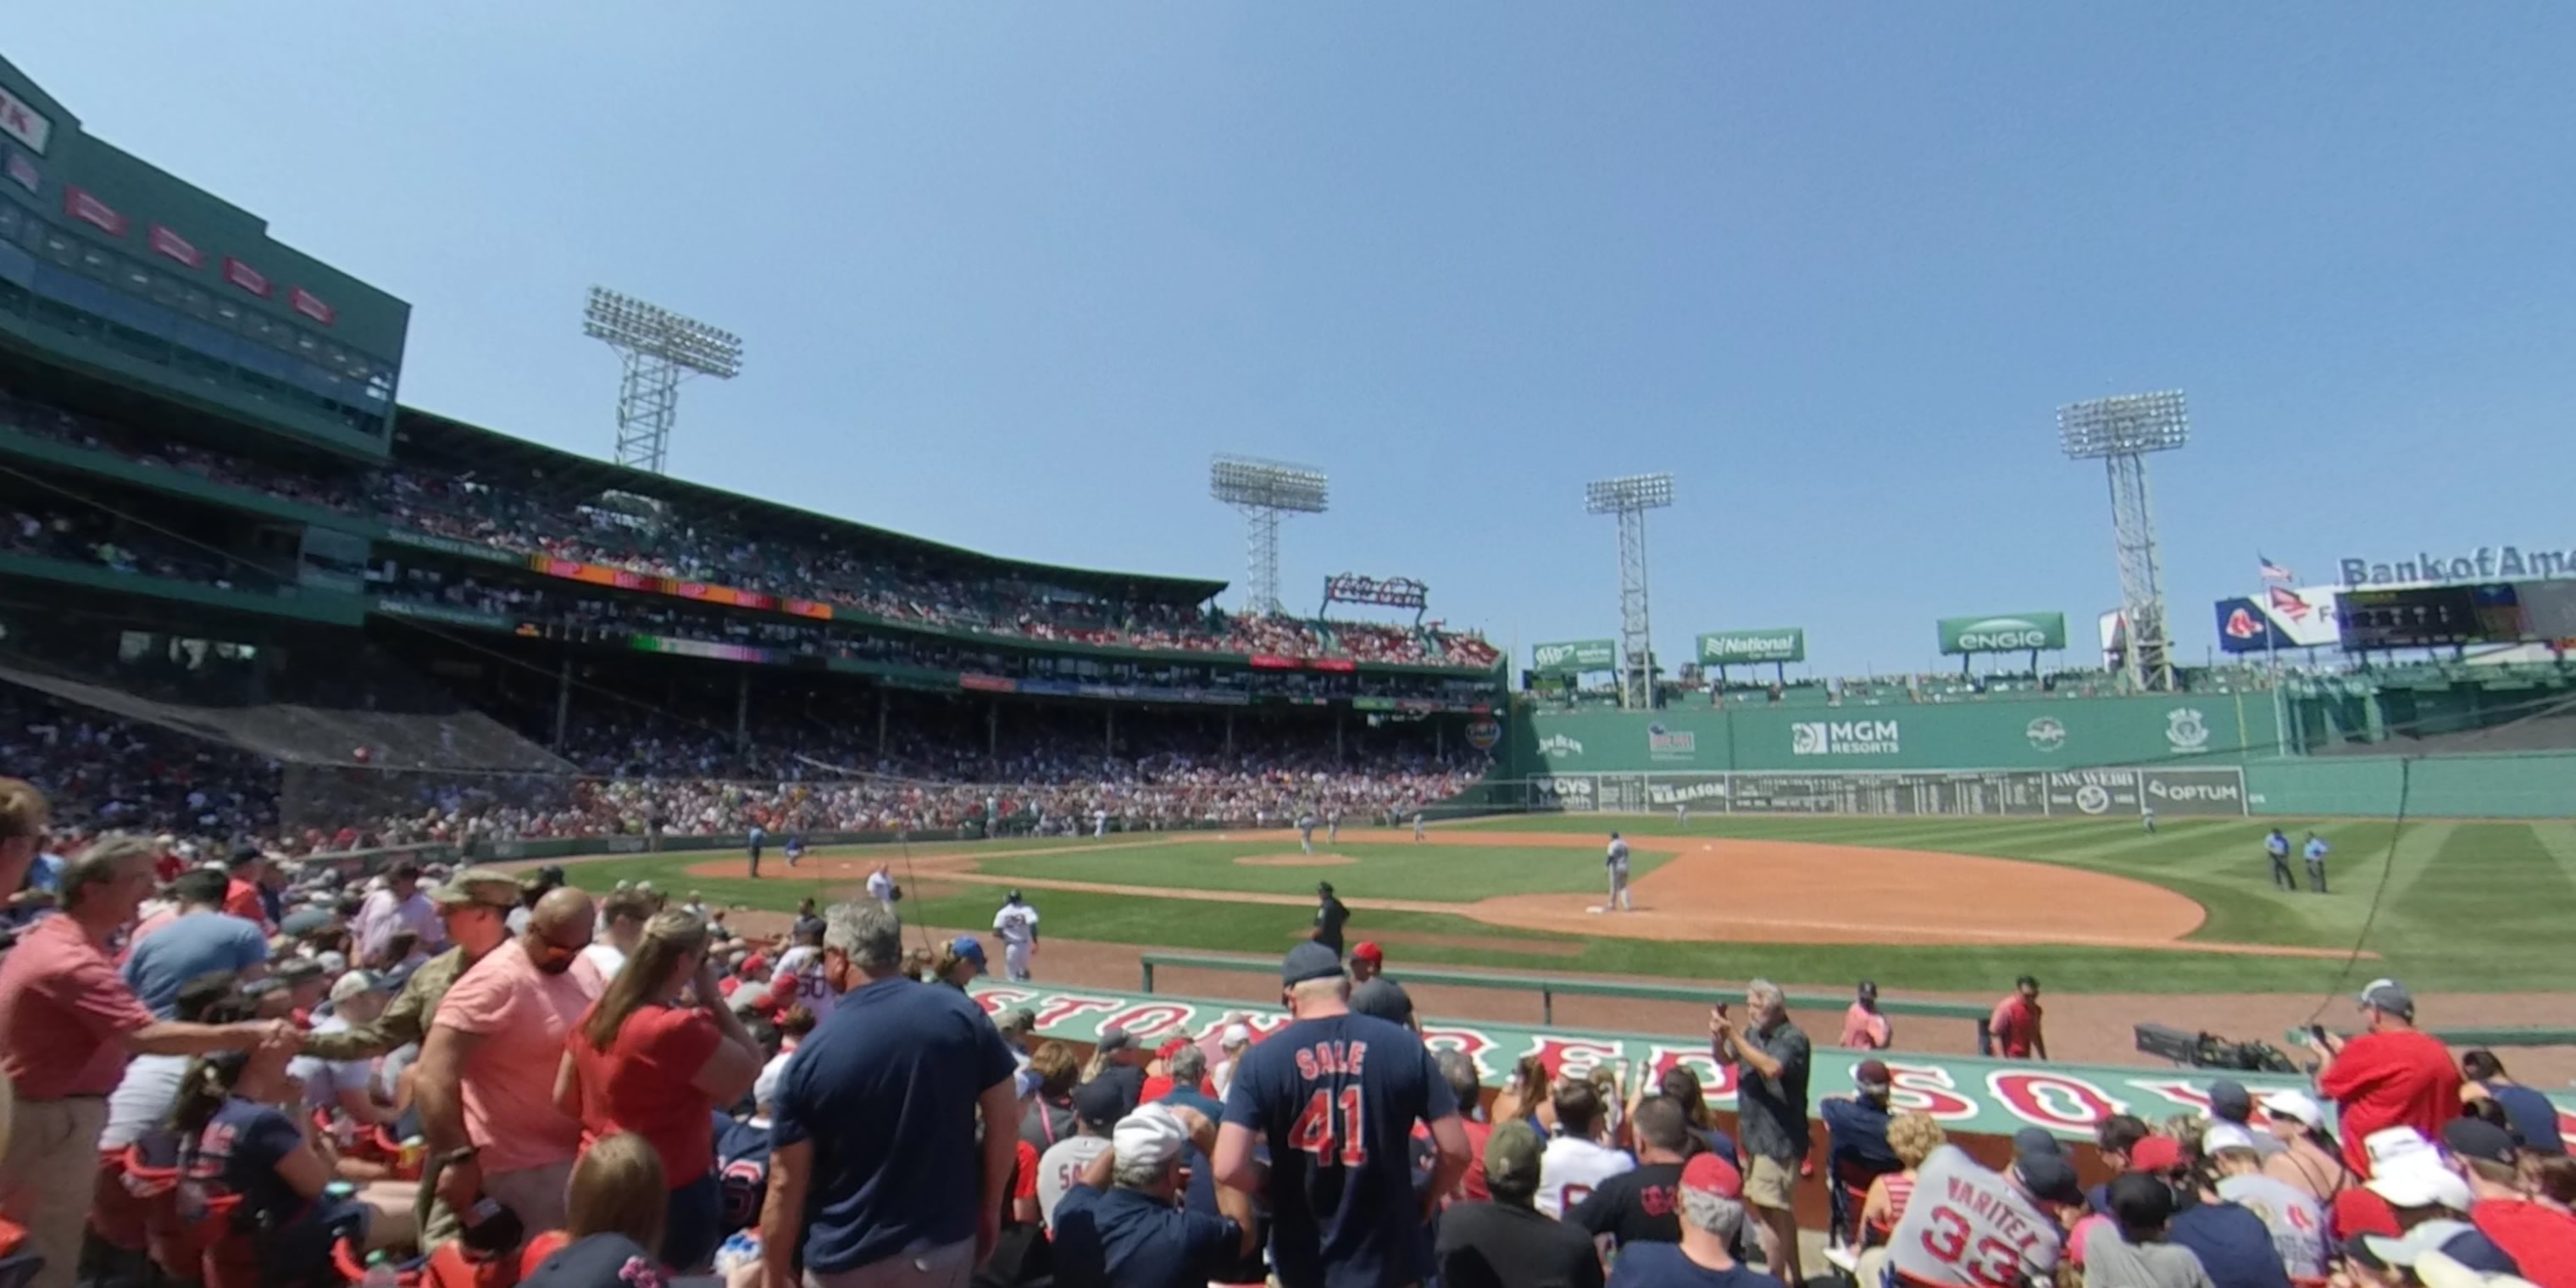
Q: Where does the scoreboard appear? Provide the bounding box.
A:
[2336,579,2576,651]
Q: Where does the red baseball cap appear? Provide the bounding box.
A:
[1681,1152,1742,1200]
[2127,1135,2185,1173]
[1156,1036,1192,1060]
[1352,942,1384,964]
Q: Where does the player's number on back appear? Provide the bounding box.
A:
[1288,1087,1368,1167]
[1918,1206,2025,1287]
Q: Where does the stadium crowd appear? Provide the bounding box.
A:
[0,376,1497,669]
[6,789,2573,1288]
[0,682,1490,856]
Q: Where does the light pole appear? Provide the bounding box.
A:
[1585,472,1674,709]
[1208,455,1329,617]
[2059,391,2189,691]
[583,286,744,475]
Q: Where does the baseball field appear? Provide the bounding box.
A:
[541,810,2575,997]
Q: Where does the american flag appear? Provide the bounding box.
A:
[2258,555,2296,583]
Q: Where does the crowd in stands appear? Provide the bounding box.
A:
[1,502,287,591]
[1,378,1501,668]
[0,681,1491,857]
[8,797,2574,1288]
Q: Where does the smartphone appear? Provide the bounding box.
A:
[1713,1002,1729,1019]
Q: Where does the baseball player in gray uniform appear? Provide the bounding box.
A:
[1604,831,1633,912]
[1297,810,1317,855]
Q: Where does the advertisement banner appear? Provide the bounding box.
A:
[964,982,2523,1141]
[1937,613,2068,655]
[1645,774,1730,808]
[2140,767,2250,816]
[2043,769,2143,818]
[1532,639,1618,673]
[1525,775,1596,811]
[1696,628,1806,666]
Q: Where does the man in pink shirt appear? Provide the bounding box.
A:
[353,860,444,966]
[1840,980,1891,1050]
[0,832,288,1288]
[415,884,600,1246]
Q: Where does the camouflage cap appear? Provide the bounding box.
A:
[429,867,526,908]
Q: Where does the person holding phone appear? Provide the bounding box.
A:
[1710,982,1811,1287]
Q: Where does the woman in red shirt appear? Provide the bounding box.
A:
[557,910,764,1273]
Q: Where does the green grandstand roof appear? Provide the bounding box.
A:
[391,407,1230,604]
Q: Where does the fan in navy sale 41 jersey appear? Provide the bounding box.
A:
[1219,1008,1461,1288]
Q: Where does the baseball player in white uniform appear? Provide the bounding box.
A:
[1412,810,1426,841]
[1297,810,1317,855]
[1326,808,1341,844]
[864,863,895,908]
[1877,1143,2070,1287]
[1603,831,1632,912]
[1092,808,1108,839]
[1674,801,1689,830]
[992,890,1040,981]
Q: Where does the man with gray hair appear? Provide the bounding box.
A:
[1603,1153,1785,1288]
[0,833,290,1288]
[1709,979,1809,1288]
[1051,1102,1259,1288]
[763,899,1020,1288]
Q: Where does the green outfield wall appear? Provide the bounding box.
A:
[1509,693,2276,774]
[1498,700,2576,819]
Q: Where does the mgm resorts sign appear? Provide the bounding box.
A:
[2339,546,2574,586]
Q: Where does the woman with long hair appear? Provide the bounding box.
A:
[558,910,763,1273]
[929,936,986,992]
[519,1133,669,1281]
[1657,1065,1738,1163]
[166,1026,412,1283]
[1490,1056,1552,1135]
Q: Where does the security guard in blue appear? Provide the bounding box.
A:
[2264,828,2294,891]
[2302,832,2330,893]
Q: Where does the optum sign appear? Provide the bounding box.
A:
[1938,613,2068,656]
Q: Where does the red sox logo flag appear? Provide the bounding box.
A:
[2223,607,2265,643]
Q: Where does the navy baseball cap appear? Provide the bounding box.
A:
[1072,1078,1127,1127]
[1282,941,1345,985]
[1350,979,1414,1025]
[952,935,986,965]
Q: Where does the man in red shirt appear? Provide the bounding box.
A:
[2447,1118,2576,1286]
[1990,974,2047,1060]
[2311,978,2461,1177]
[221,844,273,933]
[0,833,289,1288]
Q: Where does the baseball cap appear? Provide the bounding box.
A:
[1073,1078,1128,1128]
[327,970,384,1004]
[1281,941,1345,985]
[2257,1089,2323,1126]
[1854,1059,1892,1094]
[2417,1248,2543,1288]
[1111,1103,1191,1169]
[227,843,263,869]
[1484,1120,1543,1192]
[2204,1079,2253,1124]
[2012,1127,2062,1159]
[2367,1125,2438,1172]
[1351,941,1384,964]
[315,950,348,976]
[1681,1151,1743,1200]
[999,1008,1036,1035]
[1857,980,1879,1001]
[2012,1152,2084,1206]
[951,935,986,966]
[519,1231,656,1288]
[1096,1025,1136,1056]
[2126,1135,2185,1174]
[1350,979,1414,1025]
[2366,1157,2473,1211]
[274,958,325,985]
[2358,977,2416,1019]
[2364,1222,2489,1271]
[2201,1123,2261,1156]
[430,867,523,908]
[1155,1036,1192,1061]
[2443,1117,2518,1166]
[1220,1023,1252,1048]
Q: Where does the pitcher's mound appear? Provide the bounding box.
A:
[1235,853,1358,868]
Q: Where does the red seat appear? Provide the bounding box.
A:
[90,1148,153,1252]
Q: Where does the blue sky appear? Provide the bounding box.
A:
[14,5,2574,677]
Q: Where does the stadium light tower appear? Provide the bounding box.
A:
[2059,391,2189,692]
[583,286,744,475]
[1585,472,1674,709]
[1208,455,1329,617]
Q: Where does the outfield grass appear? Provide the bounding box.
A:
[537,812,2576,995]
